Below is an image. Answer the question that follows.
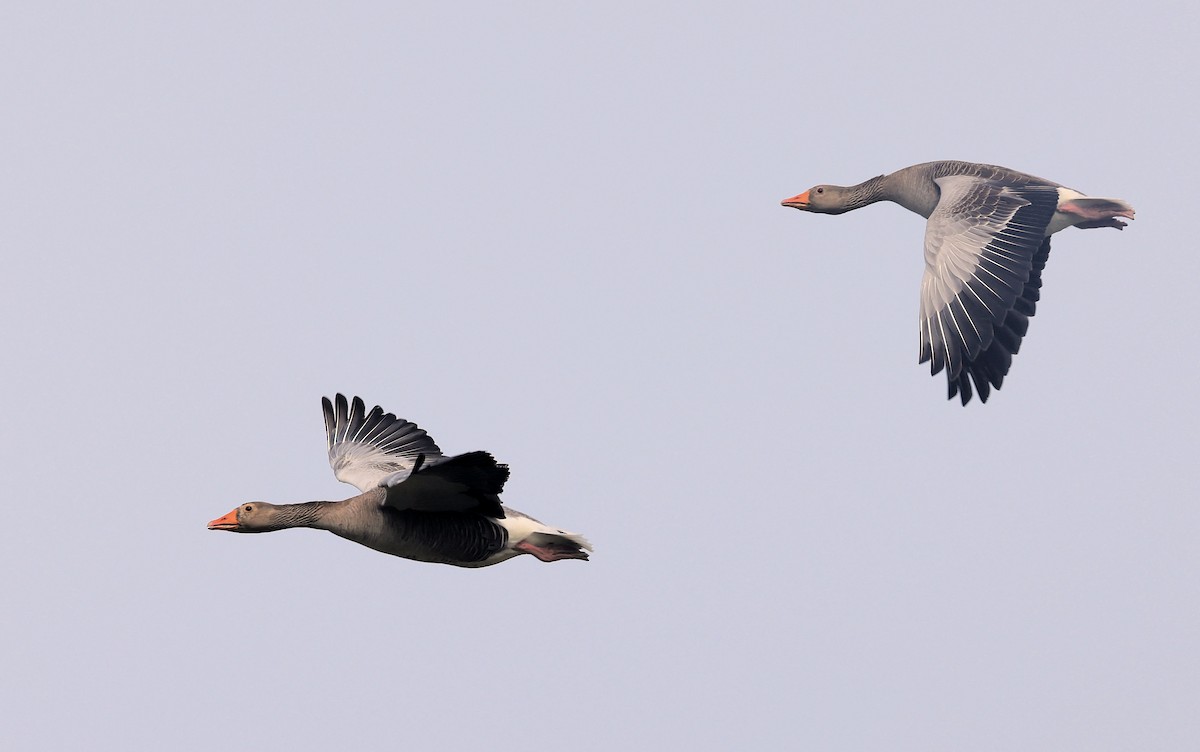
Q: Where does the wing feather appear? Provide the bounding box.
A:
[919,177,1059,404]
[322,394,443,492]
[381,451,508,519]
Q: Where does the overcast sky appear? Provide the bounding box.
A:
[2,2,1197,750]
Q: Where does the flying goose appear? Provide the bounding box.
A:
[781,160,1135,404]
[207,395,591,567]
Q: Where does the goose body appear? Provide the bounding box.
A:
[781,160,1135,404]
[207,395,591,567]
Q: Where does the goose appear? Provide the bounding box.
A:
[207,394,591,567]
[781,160,1135,404]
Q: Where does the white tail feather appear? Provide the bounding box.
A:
[499,507,592,551]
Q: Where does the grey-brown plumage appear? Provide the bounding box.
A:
[207,395,591,567]
[782,161,1135,404]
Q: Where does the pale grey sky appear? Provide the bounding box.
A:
[2,2,1197,750]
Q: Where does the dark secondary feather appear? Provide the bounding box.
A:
[920,183,1059,404]
[383,451,509,518]
[949,237,1052,404]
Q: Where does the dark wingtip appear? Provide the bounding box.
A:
[947,370,975,406]
[321,395,337,442]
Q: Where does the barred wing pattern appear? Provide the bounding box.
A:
[919,176,1059,404]
[322,394,443,492]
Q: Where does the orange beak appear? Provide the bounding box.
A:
[207,508,241,530]
[781,190,810,208]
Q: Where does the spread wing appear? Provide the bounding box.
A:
[381,451,508,519]
[322,394,443,492]
[919,176,1059,404]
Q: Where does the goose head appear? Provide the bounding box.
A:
[780,185,856,215]
[207,502,289,533]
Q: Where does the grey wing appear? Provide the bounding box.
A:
[946,238,1052,404]
[322,394,443,492]
[919,176,1060,404]
[381,451,508,519]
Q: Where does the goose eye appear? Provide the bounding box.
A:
[816,187,824,194]
[244,505,253,512]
